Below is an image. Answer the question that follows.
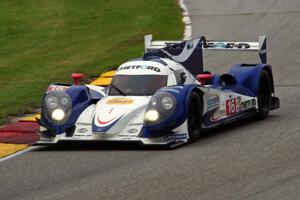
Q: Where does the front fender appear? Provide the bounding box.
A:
[142,84,200,138]
[40,85,94,135]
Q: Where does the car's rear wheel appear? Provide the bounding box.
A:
[257,70,272,120]
[187,91,202,142]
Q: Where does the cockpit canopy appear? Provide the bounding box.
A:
[109,74,167,96]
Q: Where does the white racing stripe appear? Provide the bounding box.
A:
[179,0,192,40]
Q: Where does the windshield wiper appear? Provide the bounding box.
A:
[110,84,126,96]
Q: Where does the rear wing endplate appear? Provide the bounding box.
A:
[144,34,267,64]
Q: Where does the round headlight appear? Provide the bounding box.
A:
[145,110,159,122]
[60,97,70,106]
[51,109,65,121]
[161,96,175,110]
[43,91,72,125]
[149,97,157,106]
[46,96,58,109]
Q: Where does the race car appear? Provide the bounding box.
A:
[37,34,279,148]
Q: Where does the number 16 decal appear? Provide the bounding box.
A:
[226,97,241,115]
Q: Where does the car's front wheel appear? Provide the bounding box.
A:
[187,91,202,142]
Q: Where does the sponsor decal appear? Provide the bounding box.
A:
[76,122,91,126]
[97,115,120,125]
[106,98,134,105]
[206,42,251,49]
[93,114,123,131]
[210,109,225,122]
[117,65,161,72]
[108,108,114,114]
[187,41,194,49]
[73,134,92,137]
[77,128,88,133]
[118,134,134,138]
[240,99,256,111]
[47,85,69,92]
[226,96,241,115]
[129,123,143,126]
[167,133,187,140]
[212,42,227,48]
[207,95,219,109]
[127,129,138,134]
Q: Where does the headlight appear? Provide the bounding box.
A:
[145,110,159,122]
[51,109,65,121]
[149,97,158,106]
[161,96,175,110]
[144,92,176,124]
[60,97,70,106]
[43,92,72,125]
[46,96,58,109]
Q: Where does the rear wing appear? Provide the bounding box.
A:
[201,36,267,64]
[144,34,267,75]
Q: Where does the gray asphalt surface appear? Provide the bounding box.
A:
[1,0,300,199]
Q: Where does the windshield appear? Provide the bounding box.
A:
[109,75,167,96]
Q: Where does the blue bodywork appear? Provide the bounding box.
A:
[209,64,274,96]
[143,84,202,138]
[228,64,274,95]
[143,63,276,137]
[40,86,95,135]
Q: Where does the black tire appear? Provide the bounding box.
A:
[257,70,272,120]
[187,92,202,142]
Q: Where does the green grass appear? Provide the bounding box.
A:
[0,0,183,124]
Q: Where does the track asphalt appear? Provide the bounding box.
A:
[0,0,299,199]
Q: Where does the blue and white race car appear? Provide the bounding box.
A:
[37,34,279,147]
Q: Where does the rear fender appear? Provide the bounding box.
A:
[229,64,274,95]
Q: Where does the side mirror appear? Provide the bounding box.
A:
[196,73,213,85]
[71,73,85,85]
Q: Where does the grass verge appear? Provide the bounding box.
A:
[0,0,183,124]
